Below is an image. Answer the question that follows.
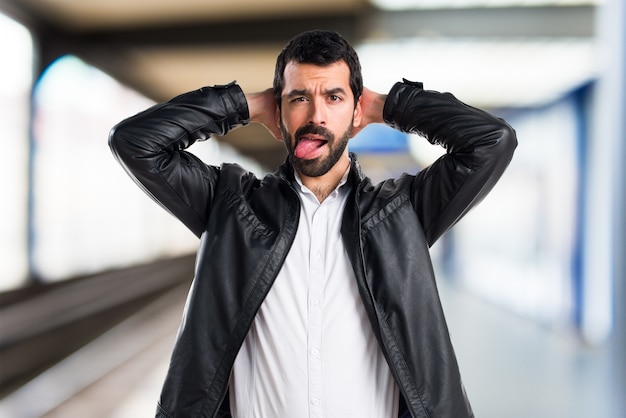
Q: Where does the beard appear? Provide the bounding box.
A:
[281,121,353,178]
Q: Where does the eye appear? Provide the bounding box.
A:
[291,96,308,103]
[328,95,341,102]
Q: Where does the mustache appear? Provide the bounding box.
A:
[295,124,334,142]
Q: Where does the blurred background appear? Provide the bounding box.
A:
[0,0,623,417]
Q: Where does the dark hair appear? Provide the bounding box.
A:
[273,30,363,107]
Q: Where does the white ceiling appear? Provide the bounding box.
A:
[371,0,597,10]
[359,37,596,108]
[121,37,596,110]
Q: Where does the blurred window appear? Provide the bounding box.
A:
[447,92,583,326]
[0,13,32,291]
[30,55,262,282]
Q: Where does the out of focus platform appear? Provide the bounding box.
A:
[0,256,623,418]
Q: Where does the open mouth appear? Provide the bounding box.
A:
[294,135,328,159]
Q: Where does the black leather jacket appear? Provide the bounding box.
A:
[109,80,516,418]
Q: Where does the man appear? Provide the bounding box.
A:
[109,30,516,418]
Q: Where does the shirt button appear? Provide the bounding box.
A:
[311,348,320,356]
[311,398,321,406]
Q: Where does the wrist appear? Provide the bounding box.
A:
[244,88,282,140]
[368,93,386,124]
[245,88,275,124]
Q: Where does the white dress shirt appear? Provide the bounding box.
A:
[230,167,399,418]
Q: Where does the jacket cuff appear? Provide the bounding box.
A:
[212,81,251,128]
[383,79,424,132]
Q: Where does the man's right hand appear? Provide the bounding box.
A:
[246,88,282,141]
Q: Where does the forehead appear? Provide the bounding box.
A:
[282,61,351,91]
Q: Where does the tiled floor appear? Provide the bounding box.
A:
[439,282,623,418]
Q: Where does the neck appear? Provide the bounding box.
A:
[297,155,350,203]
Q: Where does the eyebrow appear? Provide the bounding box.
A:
[285,87,348,97]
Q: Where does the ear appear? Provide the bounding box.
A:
[274,103,283,142]
[352,96,363,129]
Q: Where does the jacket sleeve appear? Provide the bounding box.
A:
[383,79,517,246]
[108,82,250,237]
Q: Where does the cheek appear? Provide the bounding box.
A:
[281,113,308,135]
[279,109,295,129]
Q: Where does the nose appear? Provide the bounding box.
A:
[308,98,326,126]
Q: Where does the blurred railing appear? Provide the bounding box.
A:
[0,254,194,398]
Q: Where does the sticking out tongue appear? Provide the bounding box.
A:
[294,137,327,159]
